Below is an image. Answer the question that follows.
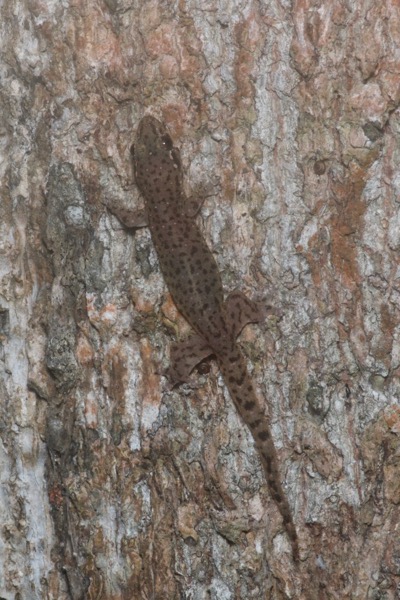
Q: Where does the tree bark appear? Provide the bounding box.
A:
[1,0,400,598]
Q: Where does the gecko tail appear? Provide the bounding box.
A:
[218,348,299,561]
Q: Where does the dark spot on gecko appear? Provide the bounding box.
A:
[244,401,255,411]
[271,490,282,502]
[237,372,246,386]
[258,430,269,441]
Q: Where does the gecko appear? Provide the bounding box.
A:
[110,115,299,560]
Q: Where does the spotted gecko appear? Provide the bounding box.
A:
[110,116,299,560]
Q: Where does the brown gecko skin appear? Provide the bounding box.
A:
[114,116,298,560]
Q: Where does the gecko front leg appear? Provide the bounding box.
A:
[108,203,148,229]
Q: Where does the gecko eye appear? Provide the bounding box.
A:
[130,144,135,157]
[161,134,173,150]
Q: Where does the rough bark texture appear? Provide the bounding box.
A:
[1,0,400,598]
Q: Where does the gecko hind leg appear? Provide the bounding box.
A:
[167,334,213,387]
[224,290,281,339]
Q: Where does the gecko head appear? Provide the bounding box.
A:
[133,116,181,168]
[132,115,183,200]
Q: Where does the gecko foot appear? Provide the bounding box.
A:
[224,290,279,339]
[166,334,213,387]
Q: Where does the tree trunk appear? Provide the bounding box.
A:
[1,0,400,598]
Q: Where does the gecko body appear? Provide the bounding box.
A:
[114,116,298,559]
